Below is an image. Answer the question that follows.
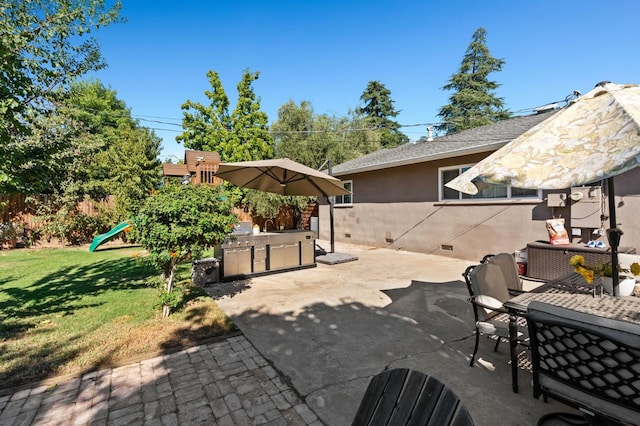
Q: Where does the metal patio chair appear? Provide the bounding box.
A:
[481,252,525,294]
[527,301,640,425]
[352,368,474,425]
[463,262,527,367]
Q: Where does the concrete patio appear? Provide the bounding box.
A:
[209,240,577,425]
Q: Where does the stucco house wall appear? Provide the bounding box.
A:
[319,113,640,263]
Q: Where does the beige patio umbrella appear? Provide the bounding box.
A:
[215,158,350,253]
[446,82,640,295]
[214,158,349,197]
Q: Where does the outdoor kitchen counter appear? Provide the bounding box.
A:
[219,230,316,280]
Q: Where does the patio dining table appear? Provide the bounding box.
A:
[503,272,640,393]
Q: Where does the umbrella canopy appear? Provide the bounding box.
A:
[445,82,640,296]
[445,82,640,194]
[214,158,350,197]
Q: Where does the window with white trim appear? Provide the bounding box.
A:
[440,165,540,201]
[335,180,352,205]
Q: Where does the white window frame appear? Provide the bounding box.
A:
[439,164,541,201]
[334,180,353,206]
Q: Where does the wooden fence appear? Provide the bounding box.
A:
[0,194,114,229]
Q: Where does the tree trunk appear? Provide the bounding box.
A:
[162,264,176,318]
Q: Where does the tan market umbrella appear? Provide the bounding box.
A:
[446,82,640,295]
[215,158,350,253]
[214,158,350,197]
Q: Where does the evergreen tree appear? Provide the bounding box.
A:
[437,28,510,134]
[177,69,274,162]
[228,70,273,161]
[356,81,408,147]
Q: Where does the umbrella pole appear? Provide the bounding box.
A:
[606,178,621,296]
[329,198,335,254]
[327,160,335,254]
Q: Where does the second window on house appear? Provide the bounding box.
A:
[439,165,539,201]
[335,180,353,205]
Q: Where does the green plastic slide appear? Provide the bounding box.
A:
[89,221,132,252]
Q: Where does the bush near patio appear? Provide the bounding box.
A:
[0,246,236,391]
[133,183,238,317]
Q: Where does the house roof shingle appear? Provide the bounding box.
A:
[331,110,557,176]
[162,163,189,177]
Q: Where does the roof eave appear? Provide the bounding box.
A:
[331,141,509,177]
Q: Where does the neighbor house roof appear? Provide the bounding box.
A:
[162,163,189,177]
[162,150,221,177]
[331,110,557,176]
[184,150,220,172]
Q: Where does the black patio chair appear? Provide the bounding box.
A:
[463,263,528,367]
[352,368,474,425]
[527,301,640,425]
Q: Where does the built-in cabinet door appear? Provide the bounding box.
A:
[223,247,252,276]
[284,243,300,268]
[253,246,267,273]
[301,240,315,265]
[269,244,286,270]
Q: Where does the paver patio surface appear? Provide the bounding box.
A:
[0,336,320,426]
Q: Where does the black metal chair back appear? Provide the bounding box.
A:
[528,301,640,425]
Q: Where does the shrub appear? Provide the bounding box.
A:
[133,183,238,317]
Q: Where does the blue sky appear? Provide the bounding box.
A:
[90,0,640,161]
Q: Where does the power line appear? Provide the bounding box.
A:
[145,127,182,133]
[269,126,381,134]
[70,92,576,137]
[511,91,580,115]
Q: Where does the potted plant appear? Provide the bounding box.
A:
[570,255,640,296]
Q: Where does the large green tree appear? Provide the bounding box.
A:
[24,80,161,244]
[177,69,273,162]
[3,98,98,195]
[98,125,162,219]
[356,81,408,147]
[0,0,122,190]
[270,100,320,167]
[437,27,510,134]
[270,100,382,170]
[68,80,162,219]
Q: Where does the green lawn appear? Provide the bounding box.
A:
[0,245,235,391]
